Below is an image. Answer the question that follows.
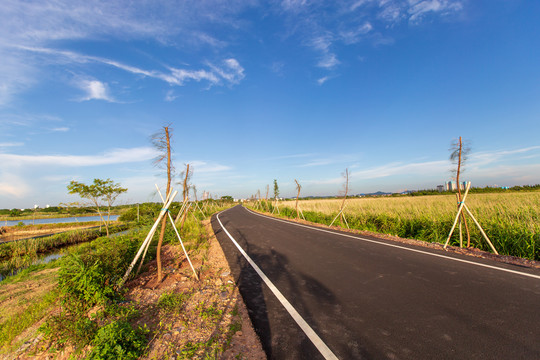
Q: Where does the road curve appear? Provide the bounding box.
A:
[211,205,540,360]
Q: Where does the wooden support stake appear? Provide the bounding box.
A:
[463,204,499,255]
[155,185,199,280]
[444,182,471,249]
[443,182,498,255]
[121,190,177,286]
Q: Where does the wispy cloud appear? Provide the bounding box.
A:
[0,0,255,105]
[305,145,540,187]
[469,146,540,167]
[408,0,463,23]
[164,90,178,102]
[17,45,245,90]
[51,127,69,132]
[317,76,330,85]
[189,161,232,173]
[0,147,158,167]
[0,142,23,147]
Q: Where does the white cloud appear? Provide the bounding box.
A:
[0,0,255,105]
[317,53,340,69]
[281,0,308,12]
[16,45,245,89]
[189,161,232,173]
[78,80,116,102]
[340,22,373,44]
[408,0,463,23]
[317,76,330,85]
[0,142,23,147]
[304,145,540,188]
[165,90,178,102]
[207,58,246,85]
[51,127,69,132]
[0,147,158,167]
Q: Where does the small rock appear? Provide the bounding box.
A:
[220,271,230,277]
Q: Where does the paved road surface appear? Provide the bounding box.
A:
[211,205,540,359]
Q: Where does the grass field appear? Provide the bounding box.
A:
[270,191,540,261]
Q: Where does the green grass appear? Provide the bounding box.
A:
[1,201,237,358]
[254,192,540,261]
[157,291,191,312]
[0,287,59,349]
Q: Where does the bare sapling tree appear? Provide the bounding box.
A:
[294,179,302,219]
[265,184,270,210]
[340,168,350,223]
[103,181,128,229]
[151,125,174,283]
[177,163,193,229]
[192,184,202,216]
[67,178,127,236]
[450,136,471,247]
[272,179,280,214]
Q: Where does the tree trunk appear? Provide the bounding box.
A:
[179,164,190,230]
[340,169,349,223]
[456,136,471,247]
[157,126,172,283]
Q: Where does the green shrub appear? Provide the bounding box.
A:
[58,254,117,310]
[88,320,148,360]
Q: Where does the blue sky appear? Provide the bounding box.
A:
[1,0,540,208]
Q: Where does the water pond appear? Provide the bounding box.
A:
[1,215,119,227]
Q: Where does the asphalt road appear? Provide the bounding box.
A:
[211,205,540,360]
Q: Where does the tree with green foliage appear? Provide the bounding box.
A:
[67,178,127,237]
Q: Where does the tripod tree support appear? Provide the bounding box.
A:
[329,204,349,229]
[155,184,199,281]
[444,182,498,254]
[120,190,177,286]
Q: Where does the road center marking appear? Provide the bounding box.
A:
[216,211,339,360]
[245,207,540,281]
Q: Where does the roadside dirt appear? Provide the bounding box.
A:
[123,220,266,359]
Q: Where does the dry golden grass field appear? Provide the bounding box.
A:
[275,192,540,260]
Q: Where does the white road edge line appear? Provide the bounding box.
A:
[245,207,540,281]
[216,211,339,360]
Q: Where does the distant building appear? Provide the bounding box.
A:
[437,185,444,192]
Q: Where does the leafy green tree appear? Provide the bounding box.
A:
[9,209,21,217]
[67,178,127,236]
